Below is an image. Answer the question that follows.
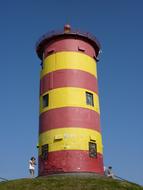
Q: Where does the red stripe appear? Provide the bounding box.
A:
[39,107,101,133]
[38,151,104,176]
[40,69,98,95]
[44,38,96,59]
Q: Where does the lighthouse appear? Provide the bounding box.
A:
[36,25,104,176]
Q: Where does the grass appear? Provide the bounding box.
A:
[0,175,143,190]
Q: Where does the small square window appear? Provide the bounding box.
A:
[86,92,94,106]
[89,142,97,158]
[47,49,55,55]
[41,144,48,160]
[43,94,49,108]
[78,46,85,52]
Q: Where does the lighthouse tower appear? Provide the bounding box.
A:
[36,25,104,176]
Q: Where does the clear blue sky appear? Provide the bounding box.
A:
[0,0,143,185]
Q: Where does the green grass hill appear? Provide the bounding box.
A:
[0,174,142,190]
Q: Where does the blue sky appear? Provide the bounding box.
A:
[0,0,143,185]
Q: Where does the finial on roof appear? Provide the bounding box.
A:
[64,24,71,33]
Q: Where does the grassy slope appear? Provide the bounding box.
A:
[0,175,143,190]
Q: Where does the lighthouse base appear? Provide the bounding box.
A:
[38,150,104,176]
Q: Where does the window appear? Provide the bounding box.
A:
[78,46,85,52]
[47,49,55,55]
[54,134,63,141]
[40,61,43,69]
[41,144,48,160]
[93,55,99,62]
[89,142,97,158]
[86,92,94,106]
[43,94,49,108]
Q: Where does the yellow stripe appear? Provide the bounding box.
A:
[41,51,97,78]
[40,87,100,114]
[39,127,103,155]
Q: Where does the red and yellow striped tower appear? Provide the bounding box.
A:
[36,25,104,176]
